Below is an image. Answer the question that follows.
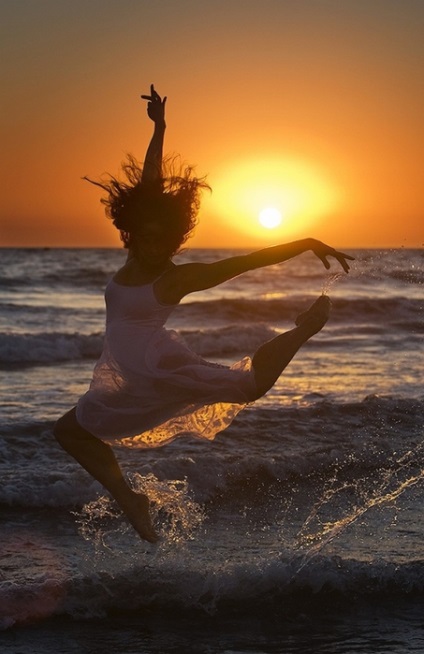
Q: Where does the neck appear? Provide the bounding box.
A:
[130,255,173,276]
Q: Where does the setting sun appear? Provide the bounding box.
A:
[205,157,340,242]
[258,207,283,229]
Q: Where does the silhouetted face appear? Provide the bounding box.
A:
[133,222,176,269]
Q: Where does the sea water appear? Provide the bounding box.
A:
[0,247,423,653]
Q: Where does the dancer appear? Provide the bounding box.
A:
[54,85,354,543]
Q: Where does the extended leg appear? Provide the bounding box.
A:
[53,408,158,543]
[251,295,331,398]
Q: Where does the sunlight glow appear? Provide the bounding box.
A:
[207,156,340,241]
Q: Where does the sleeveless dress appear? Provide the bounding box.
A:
[76,277,257,448]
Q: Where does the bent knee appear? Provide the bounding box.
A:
[249,369,268,401]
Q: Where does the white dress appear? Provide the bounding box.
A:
[76,277,257,448]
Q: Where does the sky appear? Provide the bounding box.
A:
[1,0,423,249]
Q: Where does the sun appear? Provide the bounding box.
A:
[206,156,340,242]
[258,207,282,229]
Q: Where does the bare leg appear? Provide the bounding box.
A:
[53,409,158,543]
[251,295,331,398]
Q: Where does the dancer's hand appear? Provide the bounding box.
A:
[141,84,166,127]
[140,84,166,185]
[309,239,355,273]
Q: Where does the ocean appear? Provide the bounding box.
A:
[0,246,423,653]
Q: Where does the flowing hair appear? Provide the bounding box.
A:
[84,154,210,252]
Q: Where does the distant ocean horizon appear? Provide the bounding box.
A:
[2,242,422,250]
[1,246,423,653]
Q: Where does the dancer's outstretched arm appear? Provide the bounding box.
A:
[140,84,167,184]
[157,239,354,303]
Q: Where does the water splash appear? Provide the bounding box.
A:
[321,272,344,295]
[129,472,205,544]
[74,473,205,550]
[320,251,388,291]
[293,442,424,572]
[74,495,122,551]
[338,248,423,285]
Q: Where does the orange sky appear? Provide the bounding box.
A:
[1,0,423,248]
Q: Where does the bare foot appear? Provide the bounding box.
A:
[295,295,331,336]
[119,491,159,543]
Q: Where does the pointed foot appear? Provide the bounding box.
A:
[295,295,331,335]
[122,492,159,544]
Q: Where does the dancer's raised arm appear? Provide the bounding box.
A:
[157,239,354,303]
[140,84,167,184]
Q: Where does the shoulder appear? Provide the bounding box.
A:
[153,262,205,304]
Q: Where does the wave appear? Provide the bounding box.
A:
[177,295,422,323]
[1,250,422,318]
[0,326,277,364]
[1,301,420,364]
[42,267,112,287]
[0,250,116,290]
[1,397,422,509]
[1,397,423,630]
[0,332,104,364]
[1,551,423,629]
[1,298,420,367]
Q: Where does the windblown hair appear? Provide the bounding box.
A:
[84,155,210,253]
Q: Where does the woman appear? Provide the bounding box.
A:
[54,85,354,543]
